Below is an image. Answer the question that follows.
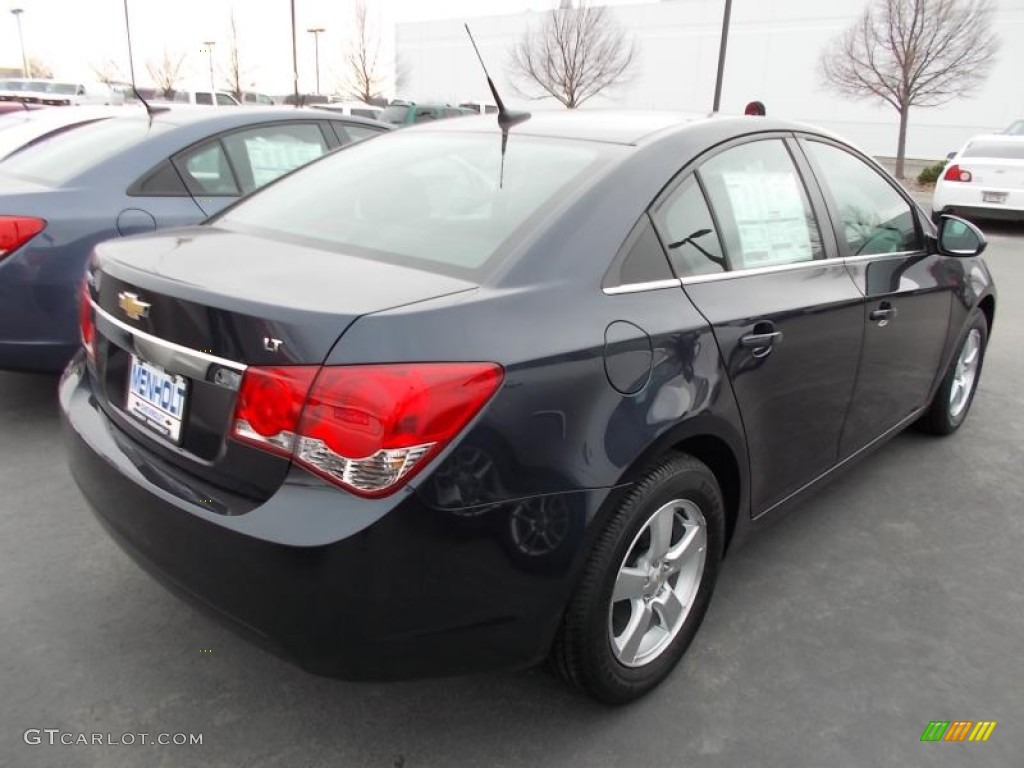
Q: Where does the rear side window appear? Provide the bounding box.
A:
[603,215,675,289]
[651,175,726,278]
[219,133,609,274]
[804,141,921,256]
[699,139,824,270]
[962,140,1024,159]
[128,159,188,196]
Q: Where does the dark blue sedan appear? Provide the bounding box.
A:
[62,112,994,704]
[0,107,388,371]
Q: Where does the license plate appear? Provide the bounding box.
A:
[982,191,1007,204]
[125,356,188,443]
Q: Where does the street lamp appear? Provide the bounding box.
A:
[307,27,325,95]
[10,8,29,78]
[202,40,216,103]
[712,0,733,113]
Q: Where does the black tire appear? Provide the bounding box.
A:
[550,453,725,704]
[918,310,988,435]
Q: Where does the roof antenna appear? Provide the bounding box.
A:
[132,87,167,119]
[464,23,530,188]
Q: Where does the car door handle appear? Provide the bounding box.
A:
[869,303,898,325]
[740,329,783,358]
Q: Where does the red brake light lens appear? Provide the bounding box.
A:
[0,216,46,259]
[78,280,95,361]
[231,362,504,496]
[232,367,319,456]
[943,164,972,183]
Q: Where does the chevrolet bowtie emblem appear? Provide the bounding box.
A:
[118,291,151,321]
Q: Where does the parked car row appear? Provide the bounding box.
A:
[0,78,124,106]
[5,106,992,703]
[0,105,391,371]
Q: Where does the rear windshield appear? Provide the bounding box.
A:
[962,140,1024,160]
[0,117,170,186]
[219,132,610,275]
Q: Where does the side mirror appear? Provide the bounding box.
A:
[936,215,987,257]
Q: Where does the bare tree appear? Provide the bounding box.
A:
[146,49,188,98]
[90,59,125,85]
[821,0,999,179]
[342,0,383,103]
[27,57,53,79]
[509,1,636,109]
[220,10,245,101]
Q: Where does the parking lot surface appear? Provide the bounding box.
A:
[1,225,1021,768]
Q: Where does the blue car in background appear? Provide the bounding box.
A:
[0,107,389,371]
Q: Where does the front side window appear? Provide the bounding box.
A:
[221,122,328,193]
[804,141,921,256]
[651,175,726,278]
[216,93,236,106]
[699,139,824,270]
[195,92,213,106]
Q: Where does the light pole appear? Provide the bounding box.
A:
[712,0,733,113]
[202,40,216,102]
[307,27,325,95]
[290,0,299,106]
[10,8,29,78]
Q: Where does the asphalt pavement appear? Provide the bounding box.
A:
[0,225,1021,768]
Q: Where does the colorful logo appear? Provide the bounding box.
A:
[920,721,997,742]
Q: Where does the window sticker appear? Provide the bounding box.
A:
[721,171,814,267]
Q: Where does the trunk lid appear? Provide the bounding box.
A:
[87,226,476,501]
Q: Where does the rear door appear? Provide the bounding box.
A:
[652,136,864,516]
[799,138,953,457]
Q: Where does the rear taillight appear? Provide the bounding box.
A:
[78,280,95,361]
[0,216,45,259]
[943,164,972,183]
[231,362,504,497]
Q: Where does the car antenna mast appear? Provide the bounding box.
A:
[464,23,530,187]
[133,86,156,118]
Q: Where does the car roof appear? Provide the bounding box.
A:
[410,110,853,147]
[138,106,388,131]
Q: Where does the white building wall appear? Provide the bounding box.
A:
[397,0,1024,160]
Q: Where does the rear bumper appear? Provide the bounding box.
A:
[60,356,595,680]
[932,184,1024,221]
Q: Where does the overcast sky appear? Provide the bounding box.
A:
[1,0,652,95]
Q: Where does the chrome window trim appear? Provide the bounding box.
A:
[90,299,248,373]
[680,258,832,285]
[608,250,925,291]
[602,278,682,295]
[842,249,921,265]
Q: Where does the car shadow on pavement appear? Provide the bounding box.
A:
[0,371,61,425]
